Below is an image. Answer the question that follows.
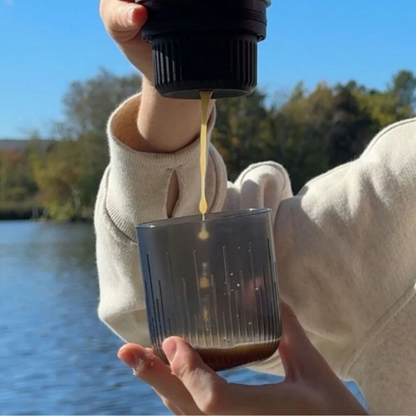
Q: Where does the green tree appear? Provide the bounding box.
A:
[0,149,37,203]
[349,71,415,129]
[277,83,335,191]
[32,140,85,220]
[212,90,273,181]
[55,68,142,209]
[327,86,374,167]
[390,70,416,109]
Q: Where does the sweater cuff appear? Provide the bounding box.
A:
[105,94,222,241]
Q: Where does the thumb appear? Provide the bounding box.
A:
[279,301,333,382]
[101,2,147,35]
[163,337,230,414]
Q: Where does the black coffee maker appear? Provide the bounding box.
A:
[135,0,271,99]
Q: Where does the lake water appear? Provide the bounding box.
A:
[0,221,365,415]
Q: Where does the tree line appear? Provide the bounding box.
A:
[0,68,415,220]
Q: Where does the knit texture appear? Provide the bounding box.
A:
[95,95,416,414]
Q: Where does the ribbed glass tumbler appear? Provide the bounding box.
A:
[136,209,281,371]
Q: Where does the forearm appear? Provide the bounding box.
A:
[113,78,214,153]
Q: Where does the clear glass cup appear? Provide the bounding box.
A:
[136,209,281,371]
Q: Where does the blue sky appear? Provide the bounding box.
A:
[1,0,416,138]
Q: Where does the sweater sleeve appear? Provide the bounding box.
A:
[273,118,416,414]
[94,94,227,345]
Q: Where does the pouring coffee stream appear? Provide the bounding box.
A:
[197,90,213,240]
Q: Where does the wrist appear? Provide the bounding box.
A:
[111,94,159,153]
[137,80,214,153]
[110,79,215,154]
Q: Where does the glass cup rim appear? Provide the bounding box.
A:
[137,208,272,229]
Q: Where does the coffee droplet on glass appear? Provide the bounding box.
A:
[199,276,210,289]
[198,222,209,240]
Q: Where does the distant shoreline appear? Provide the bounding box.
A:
[0,206,42,221]
[0,206,92,222]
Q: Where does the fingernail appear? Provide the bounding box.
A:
[118,346,146,371]
[118,348,137,368]
[119,351,144,377]
[163,338,177,361]
[127,7,136,24]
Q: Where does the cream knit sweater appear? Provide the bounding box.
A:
[95,95,416,414]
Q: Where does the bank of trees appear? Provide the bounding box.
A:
[0,68,415,220]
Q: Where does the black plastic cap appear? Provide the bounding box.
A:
[151,33,258,99]
[136,0,269,99]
